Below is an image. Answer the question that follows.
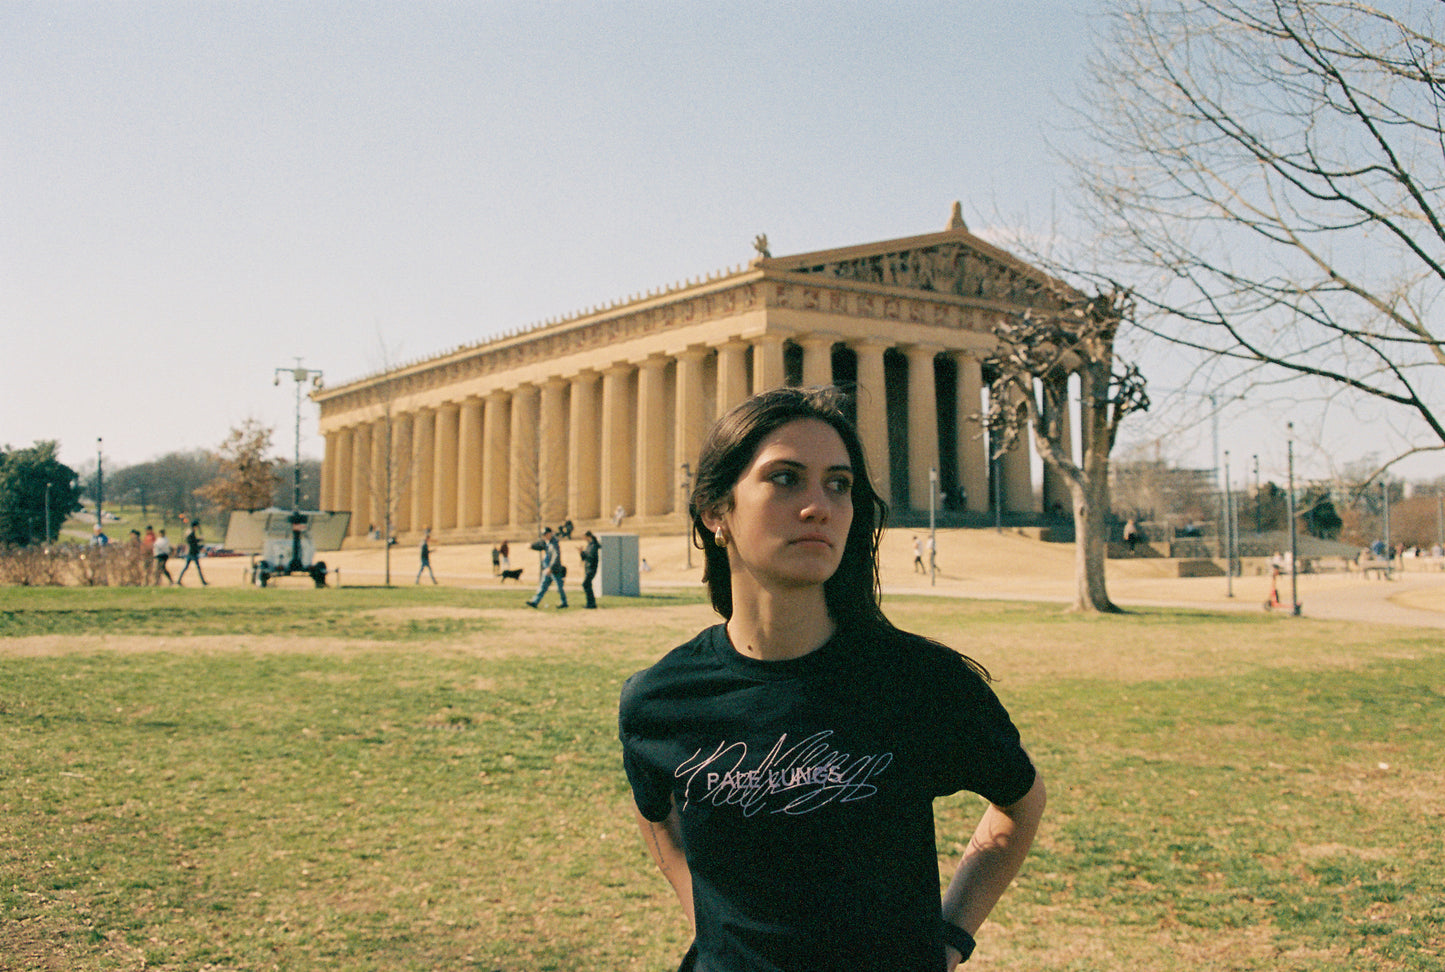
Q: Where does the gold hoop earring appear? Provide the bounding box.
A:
[714,529,728,548]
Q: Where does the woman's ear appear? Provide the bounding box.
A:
[699,506,724,535]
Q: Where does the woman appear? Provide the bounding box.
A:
[619,386,1046,971]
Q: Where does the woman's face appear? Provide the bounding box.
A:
[706,418,855,593]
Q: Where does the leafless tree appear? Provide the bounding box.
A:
[361,337,419,585]
[985,286,1150,613]
[1074,0,1445,478]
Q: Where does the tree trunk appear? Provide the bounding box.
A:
[1071,474,1121,614]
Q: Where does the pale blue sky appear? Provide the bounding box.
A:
[3,1,1438,487]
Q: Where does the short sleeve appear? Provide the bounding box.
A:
[618,672,674,822]
[920,648,1036,806]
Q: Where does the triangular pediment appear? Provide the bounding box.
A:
[761,227,1072,308]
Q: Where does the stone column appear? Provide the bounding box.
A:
[852,339,891,502]
[600,363,635,521]
[1042,373,1073,514]
[567,371,601,520]
[715,340,750,415]
[370,417,389,533]
[349,422,371,537]
[508,383,539,528]
[410,407,436,531]
[320,431,337,510]
[955,354,989,514]
[674,348,708,514]
[457,397,484,528]
[538,378,569,525]
[636,356,671,517]
[482,390,511,527]
[799,333,836,387]
[433,403,460,530]
[1002,386,1035,513]
[752,333,787,393]
[332,428,354,516]
[392,411,413,534]
[905,345,941,513]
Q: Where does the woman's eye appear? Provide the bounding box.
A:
[769,470,797,487]
[828,478,852,494]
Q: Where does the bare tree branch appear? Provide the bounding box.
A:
[1071,0,1445,467]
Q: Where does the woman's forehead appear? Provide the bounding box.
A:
[748,418,850,466]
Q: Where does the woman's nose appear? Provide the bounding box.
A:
[798,481,830,520]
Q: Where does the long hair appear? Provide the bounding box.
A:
[689,386,988,680]
[691,387,878,625]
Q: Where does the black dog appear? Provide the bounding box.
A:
[499,568,524,582]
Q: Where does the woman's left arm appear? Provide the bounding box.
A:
[939,771,1046,967]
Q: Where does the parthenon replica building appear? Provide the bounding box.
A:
[314,206,1076,543]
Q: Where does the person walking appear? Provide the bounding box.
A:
[525,527,568,609]
[141,525,157,585]
[619,386,1045,972]
[579,530,600,609]
[913,534,926,573]
[416,528,437,584]
[176,522,208,586]
[152,529,174,585]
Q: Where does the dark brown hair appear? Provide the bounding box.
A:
[688,386,989,681]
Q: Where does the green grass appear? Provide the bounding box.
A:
[0,585,703,639]
[2,588,1442,970]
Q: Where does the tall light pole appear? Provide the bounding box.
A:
[929,467,939,587]
[44,481,53,544]
[1252,454,1261,535]
[95,438,103,530]
[274,360,324,510]
[1287,423,1300,616]
[1224,450,1234,598]
[680,462,693,569]
[1382,479,1393,580]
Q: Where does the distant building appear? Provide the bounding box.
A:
[314,207,1080,542]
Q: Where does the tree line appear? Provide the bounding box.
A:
[1,420,320,547]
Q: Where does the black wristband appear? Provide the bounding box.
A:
[941,921,976,963]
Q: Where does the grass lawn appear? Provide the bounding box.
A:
[1,586,1441,971]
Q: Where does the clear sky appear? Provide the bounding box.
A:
[4,0,1440,490]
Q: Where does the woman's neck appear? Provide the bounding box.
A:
[725,582,834,662]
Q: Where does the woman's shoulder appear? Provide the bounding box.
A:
[621,625,725,699]
[851,624,988,685]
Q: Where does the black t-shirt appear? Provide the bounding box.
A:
[619,624,1036,972]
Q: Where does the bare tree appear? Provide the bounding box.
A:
[1074,0,1445,476]
[985,286,1150,613]
[197,420,280,514]
[361,338,419,586]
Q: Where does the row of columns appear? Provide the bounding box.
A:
[320,334,1051,539]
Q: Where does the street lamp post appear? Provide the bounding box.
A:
[1382,480,1393,580]
[1287,423,1300,616]
[680,462,693,569]
[44,481,53,544]
[95,438,103,531]
[1224,450,1234,598]
[274,360,324,510]
[928,467,939,587]
[1252,454,1261,535]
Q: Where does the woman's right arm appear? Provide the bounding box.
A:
[634,800,694,929]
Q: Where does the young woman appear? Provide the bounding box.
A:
[619,386,1046,971]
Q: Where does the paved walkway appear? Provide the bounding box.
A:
[291,528,1445,630]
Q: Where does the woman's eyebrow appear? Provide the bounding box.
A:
[760,458,852,473]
